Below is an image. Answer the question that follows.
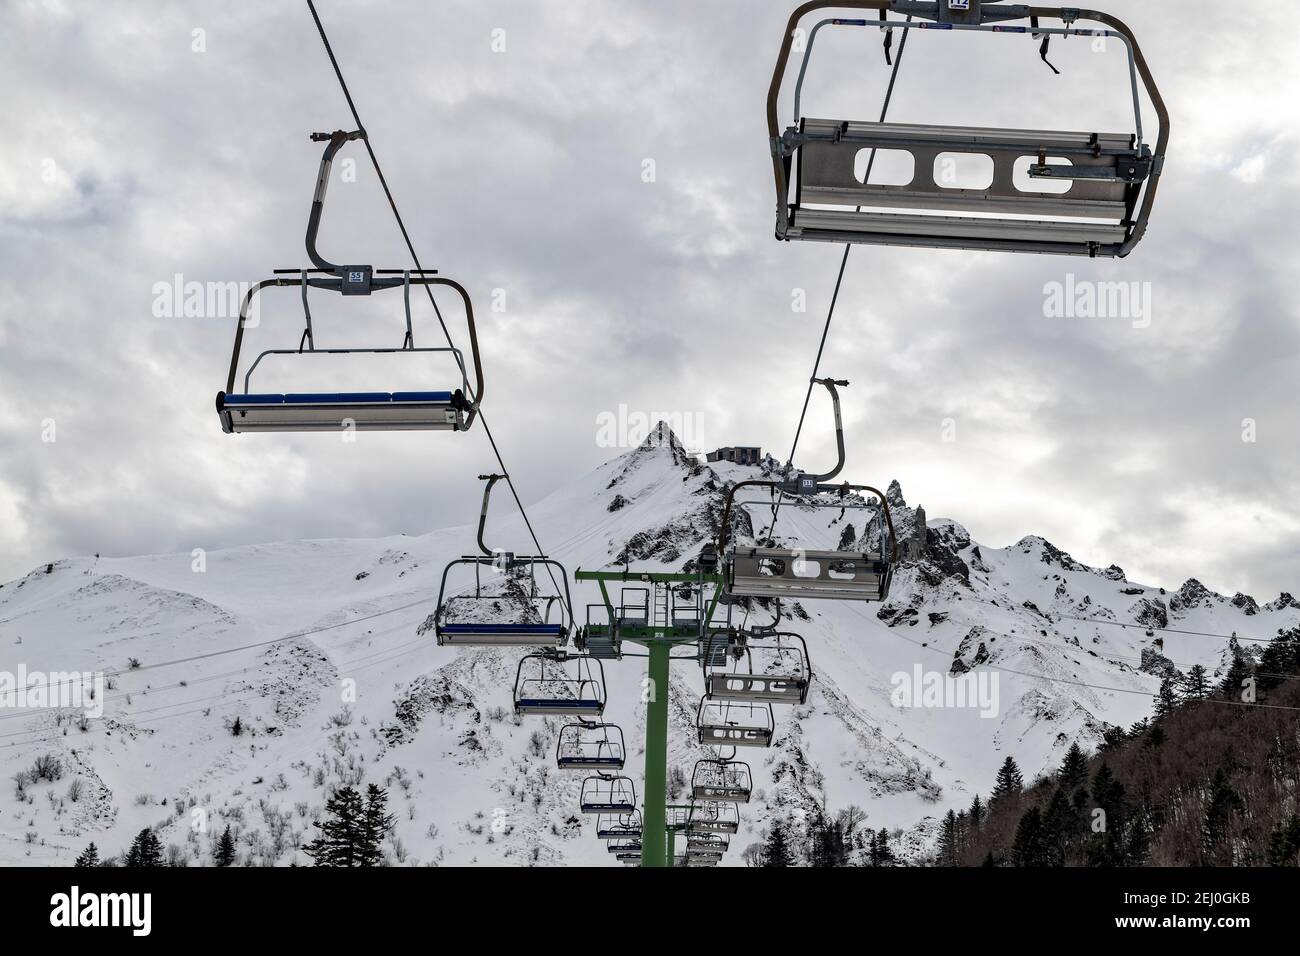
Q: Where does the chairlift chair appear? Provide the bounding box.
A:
[513,652,606,716]
[704,629,812,705]
[687,832,731,853]
[556,722,626,771]
[767,2,1169,257]
[596,811,643,841]
[690,758,753,804]
[687,801,741,835]
[687,849,726,864]
[606,839,644,855]
[435,475,574,647]
[217,130,483,432]
[579,774,638,815]
[719,379,897,604]
[697,697,775,749]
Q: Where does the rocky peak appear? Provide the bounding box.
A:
[1170,578,1223,614]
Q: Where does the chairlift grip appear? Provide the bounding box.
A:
[476,473,507,558]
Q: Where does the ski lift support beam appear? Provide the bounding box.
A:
[575,567,727,868]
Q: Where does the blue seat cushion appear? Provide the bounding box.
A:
[517,699,602,709]
[392,391,455,403]
[440,624,563,635]
[282,392,397,405]
[225,392,455,407]
[225,394,285,405]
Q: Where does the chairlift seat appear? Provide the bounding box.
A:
[687,799,741,833]
[514,697,604,717]
[597,822,642,840]
[580,776,637,814]
[436,623,565,647]
[558,753,624,771]
[697,699,775,749]
[556,722,625,771]
[705,671,808,704]
[218,390,466,433]
[728,547,891,602]
[690,821,738,835]
[691,759,753,804]
[692,779,752,804]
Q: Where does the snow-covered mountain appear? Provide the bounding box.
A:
[2,424,1296,866]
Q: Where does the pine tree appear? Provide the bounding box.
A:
[1258,628,1300,691]
[1182,664,1211,700]
[1058,742,1089,793]
[359,784,396,867]
[1219,644,1251,701]
[1087,763,1130,866]
[1201,767,1244,864]
[124,828,163,867]
[304,785,368,867]
[1153,676,1178,720]
[990,756,1024,806]
[968,794,984,831]
[937,809,960,866]
[213,824,236,867]
[1012,807,1046,867]
[1268,814,1300,866]
[868,829,895,867]
[762,820,793,867]
[75,842,99,867]
[1098,725,1127,752]
[1041,788,1074,866]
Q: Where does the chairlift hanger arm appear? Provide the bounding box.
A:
[476,473,507,558]
[306,129,366,275]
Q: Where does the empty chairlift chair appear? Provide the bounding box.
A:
[596,811,643,841]
[217,130,483,432]
[688,801,741,835]
[687,833,730,853]
[435,475,574,647]
[607,838,643,855]
[691,758,753,804]
[703,629,811,705]
[580,775,638,815]
[767,2,1169,257]
[697,698,775,749]
[513,653,606,717]
[718,380,898,604]
[556,722,626,771]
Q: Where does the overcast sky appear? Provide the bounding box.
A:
[1,0,1297,600]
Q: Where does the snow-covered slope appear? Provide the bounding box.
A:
[2,425,1296,865]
